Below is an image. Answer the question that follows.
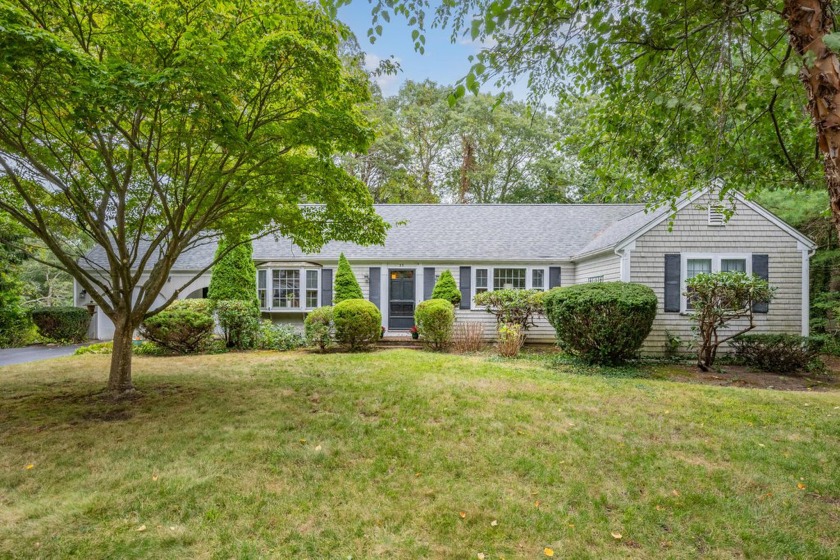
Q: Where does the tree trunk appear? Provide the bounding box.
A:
[108,318,135,396]
[783,1,840,239]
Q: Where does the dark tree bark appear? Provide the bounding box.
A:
[784,0,840,238]
[108,316,135,395]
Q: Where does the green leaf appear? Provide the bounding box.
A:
[824,32,840,52]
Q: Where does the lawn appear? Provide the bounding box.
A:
[1,350,839,559]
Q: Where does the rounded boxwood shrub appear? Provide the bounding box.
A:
[30,306,91,343]
[414,298,455,350]
[334,253,363,303]
[169,298,214,315]
[140,306,214,354]
[430,270,461,306]
[215,300,260,350]
[333,299,381,351]
[304,306,334,351]
[543,282,657,365]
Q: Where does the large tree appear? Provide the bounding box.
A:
[0,0,387,395]
[341,1,840,229]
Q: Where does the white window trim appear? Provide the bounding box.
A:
[471,266,548,309]
[680,253,751,313]
[257,267,320,312]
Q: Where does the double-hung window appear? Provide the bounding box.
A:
[531,269,545,291]
[257,270,268,309]
[273,269,300,309]
[305,270,319,309]
[682,254,750,312]
[475,269,489,295]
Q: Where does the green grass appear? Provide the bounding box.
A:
[1,350,839,559]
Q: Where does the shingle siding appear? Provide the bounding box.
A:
[630,202,804,354]
[574,253,621,284]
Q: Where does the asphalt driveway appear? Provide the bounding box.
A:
[0,344,86,367]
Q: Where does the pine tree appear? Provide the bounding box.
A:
[208,236,258,306]
[431,269,461,306]
[334,253,363,303]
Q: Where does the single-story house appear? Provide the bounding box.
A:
[77,189,816,353]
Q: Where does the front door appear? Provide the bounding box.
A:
[388,269,415,329]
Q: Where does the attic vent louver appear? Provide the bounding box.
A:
[708,204,726,226]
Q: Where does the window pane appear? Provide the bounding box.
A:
[493,268,526,290]
[475,269,488,293]
[721,259,746,273]
[277,269,300,308]
[305,270,318,308]
[532,269,544,289]
[686,259,712,279]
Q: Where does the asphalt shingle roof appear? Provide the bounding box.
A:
[83,203,652,270]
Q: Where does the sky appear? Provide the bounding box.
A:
[336,5,529,100]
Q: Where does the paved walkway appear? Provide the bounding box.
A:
[0,344,86,367]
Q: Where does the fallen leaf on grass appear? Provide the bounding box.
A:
[315,445,322,451]
[477,553,485,559]
[671,489,680,497]
[152,474,158,481]
[797,483,806,490]
[459,511,466,519]
[491,520,498,527]
[611,532,622,540]
[544,547,554,556]
[136,525,146,532]
[24,464,34,470]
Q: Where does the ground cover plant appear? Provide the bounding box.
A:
[1,351,838,559]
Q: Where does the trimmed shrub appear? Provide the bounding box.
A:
[169,298,214,315]
[304,306,334,351]
[544,282,657,365]
[497,323,525,357]
[215,300,260,349]
[140,306,214,354]
[415,298,454,350]
[207,236,258,305]
[731,334,824,374]
[30,306,91,343]
[333,299,381,351]
[334,253,363,303]
[257,321,305,351]
[431,270,461,306]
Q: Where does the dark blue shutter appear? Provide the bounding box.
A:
[369,267,381,309]
[459,266,471,309]
[752,254,769,313]
[548,267,562,289]
[424,267,435,300]
[664,254,681,312]
[321,268,333,307]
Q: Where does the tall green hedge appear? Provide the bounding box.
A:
[30,306,91,343]
[334,253,363,303]
[208,236,258,306]
[431,270,461,306]
[543,282,657,365]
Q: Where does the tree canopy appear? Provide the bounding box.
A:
[339,0,840,226]
[0,0,388,393]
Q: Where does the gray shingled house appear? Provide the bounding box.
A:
[77,190,816,352]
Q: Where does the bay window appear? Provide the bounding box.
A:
[260,267,321,311]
